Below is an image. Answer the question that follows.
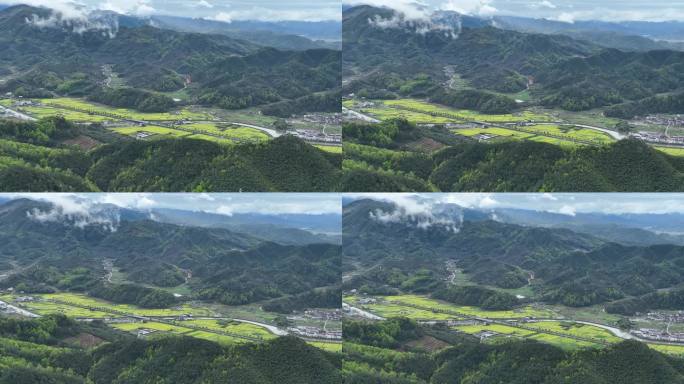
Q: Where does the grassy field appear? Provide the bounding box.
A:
[526,321,622,343]
[656,146,684,157]
[315,145,343,153]
[182,123,269,140]
[528,333,600,350]
[184,330,246,344]
[454,127,536,140]
[110,126,192,138]
[648,343,684,357]
[523,124,613,143]
[180,319,276,340]
[528,135,584,147]
[309,341,342,352]
[455,323,538,338]
[111,321,193,333]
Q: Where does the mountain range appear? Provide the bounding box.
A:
[343,198,684,311]
[0,4,340,115]
[0,198,340,311]
[343,5,684,114]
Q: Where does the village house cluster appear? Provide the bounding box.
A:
[287,129,342,144]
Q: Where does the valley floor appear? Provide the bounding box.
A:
[343,293,684,356]
[0,292,341,352]
[0,96,342,152]
[343,97,684,156]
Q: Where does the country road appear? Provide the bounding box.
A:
[572,124,626,140]
[232,318,289,336]
[343,302,385,320]
[0,105,36,121]
[0,300,40,318]
[205,120,282,138]
[343,107,380,123]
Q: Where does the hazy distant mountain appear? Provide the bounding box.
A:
[494,16,684,44]
[494,16,684,51]
[150,15,341,51]
[149,207,342,245]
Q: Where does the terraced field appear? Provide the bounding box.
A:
[15,300,114,319]
[382,294,554,319]
[19,106,113,122]
[111,124,268,143]
[345,294,554,320]
[40,293,214,317]
[38,98,209,121]
[454,323,602,350]
[352,98,552,124]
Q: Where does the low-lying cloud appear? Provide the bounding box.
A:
[14,0,157,37]
[369,195,464,233]
[26,195,120,232]
[25,11,120,38]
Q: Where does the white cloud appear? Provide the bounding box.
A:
[529,0,556,9]
[208,11,231,22]
[196,0,213,9]
[360,193,464,232]
[206,7,340,22]
[441,0,498,16]
[441,193,499,209]
[554,11,575,23]
[99,0,156,16]
[25,194,120,232]
[99,193,159,210]
[345,0,432,20]
[557,205,577,216]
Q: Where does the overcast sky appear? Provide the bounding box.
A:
[346,0,684,22]
[4,0,341,21]
[349,193,684,216]
[2,193,341,216]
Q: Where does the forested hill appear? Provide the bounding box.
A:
[343,198,684,309]
[343,119,684,192]
[0,198,341,310]
[343,5,684,113]
[343,318,684,383]
[0,315,341,383]
[0,118,342,192]
[0,4,341,115]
